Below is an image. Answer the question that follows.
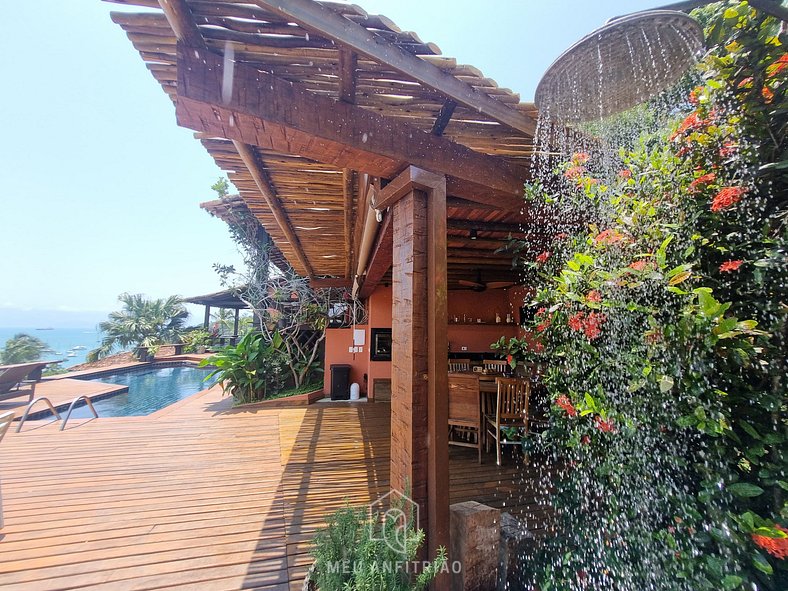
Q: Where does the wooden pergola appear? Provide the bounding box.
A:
[109,0,543,577]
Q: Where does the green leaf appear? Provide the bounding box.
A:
[659,375,674,393]
[727,482,764,498]
[752,553,773,575]
[722,575,742,589]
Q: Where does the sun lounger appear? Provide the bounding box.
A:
[0,362,50,403]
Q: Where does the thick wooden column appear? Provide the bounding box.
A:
[387,167,449,575]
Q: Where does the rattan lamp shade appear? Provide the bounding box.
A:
[534,10,704,123]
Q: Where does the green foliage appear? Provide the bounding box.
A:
[89,293,188,361]
[181,329,212,353]
[265,380,323,401]
[516,5,787,590]
[311,500,446,591]
[211,177,230,197]
[0,333,47,364]
[199,331,287,404]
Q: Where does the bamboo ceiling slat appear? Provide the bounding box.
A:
[109,0,537,280]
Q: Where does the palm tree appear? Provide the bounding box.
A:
[0,333,47,364]
[88,293,188,361]
[210,308,236,335]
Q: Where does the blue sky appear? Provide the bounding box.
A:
[0,0,666,327]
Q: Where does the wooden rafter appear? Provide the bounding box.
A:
[431,99,457,136]
[233,141,316,278]
[338,48,358,103]
[175,44,527,209]
[359,213,393,299]
[251,0,537,136]
[343,168,355,279]
[157,0,206,49]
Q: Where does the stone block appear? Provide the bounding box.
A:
[450,501,500,591]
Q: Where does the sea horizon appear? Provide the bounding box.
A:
[0,326,102,368]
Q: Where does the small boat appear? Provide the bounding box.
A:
[35,327,54,331]
[72,346,86,350]
[66,352,77,358]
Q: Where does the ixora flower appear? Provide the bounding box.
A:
[618,169,632,179]
[767,53,788,77]
[669,112,704,141]
[535,251,551,265]
[720,260,744,273]
[568,312,585,332]
[689,172,716,192]
[595,416,616,433]
[564,166,584,180]
[720,141,738,157]
[571,152,590,165]
[752,525,788,560]
[628,259,653,271]
[583,312,606,340]
[556,395,577,417]
[594,228,628,246]
[586,290,602,303]
[711,186,746,212]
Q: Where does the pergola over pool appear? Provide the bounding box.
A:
[107,0,545,568]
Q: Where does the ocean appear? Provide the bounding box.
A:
[0,327,102,368]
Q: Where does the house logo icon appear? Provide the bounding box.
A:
[367,489,420,553]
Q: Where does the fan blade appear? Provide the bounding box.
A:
[486,281,516,289]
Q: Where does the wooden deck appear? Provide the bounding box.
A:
[0,386,547,590]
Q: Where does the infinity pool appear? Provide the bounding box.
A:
[71,365,217,418]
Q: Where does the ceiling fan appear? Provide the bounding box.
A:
[458,270,516,292]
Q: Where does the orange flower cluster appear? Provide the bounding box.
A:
[595,416,616,433]
[594,228,627,246]
[689,172,716,192]
[536,308,551,332]
[711,186,746,212]
[568,311,607,340]
[752,525,788,560]
[618,169,632,179]
[719,260,743,273]
[535,251,551,265]
[670,112,705,141]
[564,166,584,180]
[767,53,788,78]
[586,290,602,303]
[572,152,590,165]
[629,259,653,272]
[556,395,577,417]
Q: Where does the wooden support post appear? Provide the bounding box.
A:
[233,308,240,337]
[388,168,448,585]
[203,305,211,330]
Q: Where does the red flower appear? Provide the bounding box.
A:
[689,172,716,192]
[629,260,649,271]
[719,142,737,157]
[738,76,754,89]
[572,152,590,165]
[536,318,551,332]
[581,435,591,445]
[564,166,584,180]
[535,307,547,318]
[719,260,743,273]
[688,87,702,105]
[583,312,606,340]
[595,416,616,433]
[556,395,577,417]
[531,340,545,354]
[586,290,602,303]
[594,228,627,246]
[568,312,585,332]
[670,112,704,141]
[752,525,788,559]
[618,169,632,179]
[535,251,551,265]
[711,186,746,212]
[506,354,513,365]
[767,53,788,77]
[762,85,775,103]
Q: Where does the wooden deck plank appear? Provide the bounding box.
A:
[0,379,548,589]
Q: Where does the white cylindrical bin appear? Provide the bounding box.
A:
[350,383,360,401]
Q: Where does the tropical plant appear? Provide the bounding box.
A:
[88,293,188,361]
[508,4,786,590]
[311,499,447,591]
[210,308,237,335]
[181,329,212,353]
[199,331,287,404]
[0,333,47,364]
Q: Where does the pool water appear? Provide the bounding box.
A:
[71,365,217,418]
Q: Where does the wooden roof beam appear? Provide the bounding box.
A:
[359,213,393,299]
[157,0,207,49]
[338,48,358,104]
[233,141,316,278]
[431,99,456,137]
[251,0,536,136]
[175,44,527,210]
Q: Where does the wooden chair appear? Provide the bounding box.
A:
[0,411,14,529]
[448,358,471,372]
[448,374,483,463]
[485,377,530,466]
[483,359,508,373]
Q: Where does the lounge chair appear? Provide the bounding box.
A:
[0,362,48,404]
[0,411,14,528]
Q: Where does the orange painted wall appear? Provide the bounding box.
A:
[323,285,534,396]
